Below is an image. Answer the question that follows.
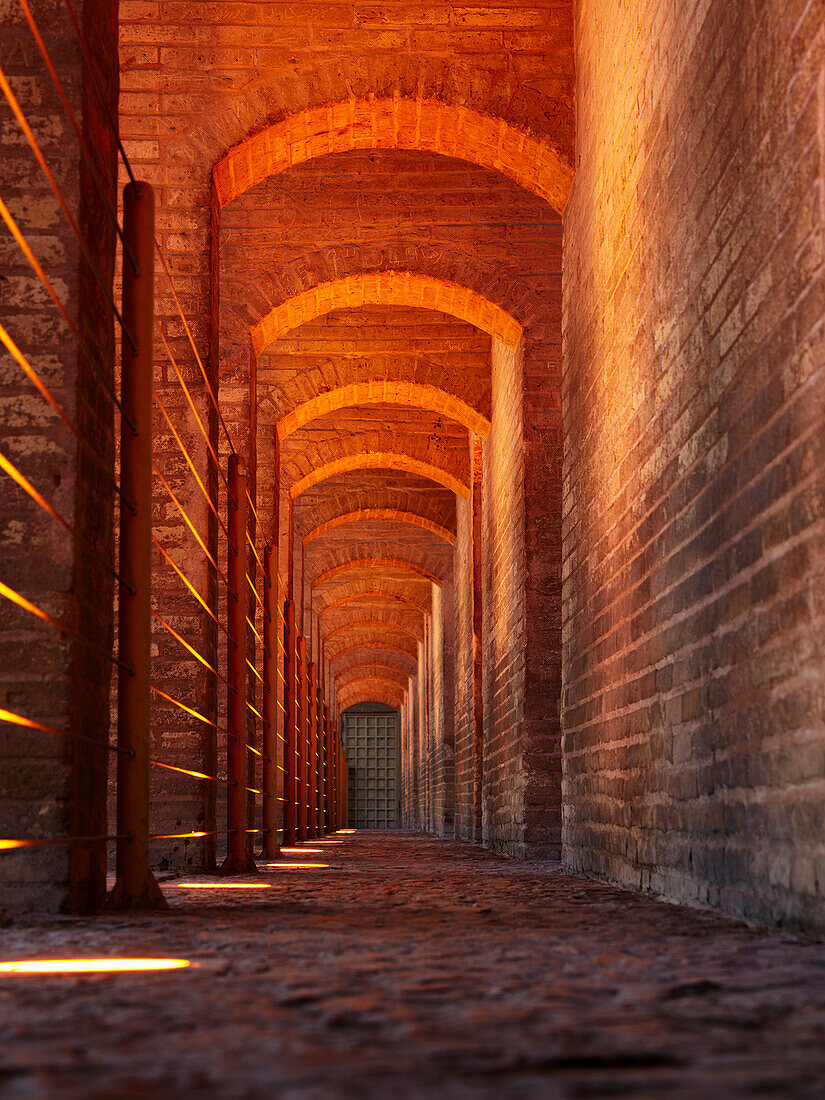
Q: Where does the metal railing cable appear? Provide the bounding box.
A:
[1,0,349,878]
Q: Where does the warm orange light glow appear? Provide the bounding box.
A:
[173,882,272,889]
[290,452,470,501]
[0,840,27,850]
[0,959,190,974]
[278,847,323,854]
[337,830,357,834]
[151,831,210,840]
[280,384,489,441]
[260,863,329,869]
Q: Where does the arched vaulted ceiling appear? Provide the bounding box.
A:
[198,22,568,711]
[213,97,573,214]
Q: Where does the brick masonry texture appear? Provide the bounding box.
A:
[0,0,118,911]
[5,0,823,946]
[562,0,825,932]
[216,143,564,856]
[115,0,571,864]
[2,833,825,1096]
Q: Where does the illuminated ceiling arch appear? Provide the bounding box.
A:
[323,620,421,644]
[329,642,418,665]
[339,690,405,712]
[318,591,428,617]
[338,675,408,697]
[278,382,490,441]
[290,453,469,501]
[312,558,442,589]
[251,271,522,355]
[303,509,455,548]
[213,97,573,214]
[335,663,410,688]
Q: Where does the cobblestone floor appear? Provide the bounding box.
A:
[1,831,825,1098]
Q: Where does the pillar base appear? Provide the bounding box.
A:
[262,835,281,858]
[105,870,168,910]
[218,850,259,875]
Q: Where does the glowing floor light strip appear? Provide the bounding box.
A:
[174,882,272,889]
[260,863,329,869]
[278,847,323,854]
[0,959,191,974]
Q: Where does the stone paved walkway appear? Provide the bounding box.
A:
[1,832,825,1098]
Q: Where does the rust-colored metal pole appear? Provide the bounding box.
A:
[282,598,297,845]
[341,733,349,830]
[315,674,323,836]
[262,546,279,857]
[296,636,308,841]
[336,717,343,827]
[328,712,336,833]
[307,661,318,839]
[220,455,256,874]
[320,698,328,836]
[109,182,166,909]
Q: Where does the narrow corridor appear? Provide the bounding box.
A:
[2,832,824,1098]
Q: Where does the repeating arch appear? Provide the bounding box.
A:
[335,663,411,687]
[338,674,408,696]
[329,642,418,666]
[303,510,456,547]
[319,591,428,617]
[252,271,522,355]
[290,453,469,500]
[339,689,406,712]
[278,382,490,441]
[323,620,421,644]
[213,97,573,214]
[312,559,442,589]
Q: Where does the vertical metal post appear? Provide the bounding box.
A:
[108,182,166,910]
[282,599,297,846]
[320,699,328,836]
[335,729,341,832]
[335,721,342,831]
[262,546,279,857]
[327,703,333,834]
[340,735,348,830]
[307,662,317,839]
[220,455,257,874]
[296,636,308,841]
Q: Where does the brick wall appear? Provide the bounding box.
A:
[0,0,118,910]
[114,0,571,869]
[563,0,825,933]
[482,337,527,856]
[452,493,475,840]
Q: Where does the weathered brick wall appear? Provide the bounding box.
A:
[482,337,526,856]
[115,0,571,863]
[430,586,444,831]
[452,493,475,840]
[563,0,825,932]
[1,0,118,910]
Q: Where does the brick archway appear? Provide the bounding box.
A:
[339,689,406,712]
[338,677,407,705]
[278,382,490,441]
[323,620,422,645]
[252,271,522,356]
[290,453,470,501]
[336,664,411,691]
[312,559,443,589]
[304,511,456,548]
[213,97,573,215]
[318,591,430,618]
[329,642,418,667]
